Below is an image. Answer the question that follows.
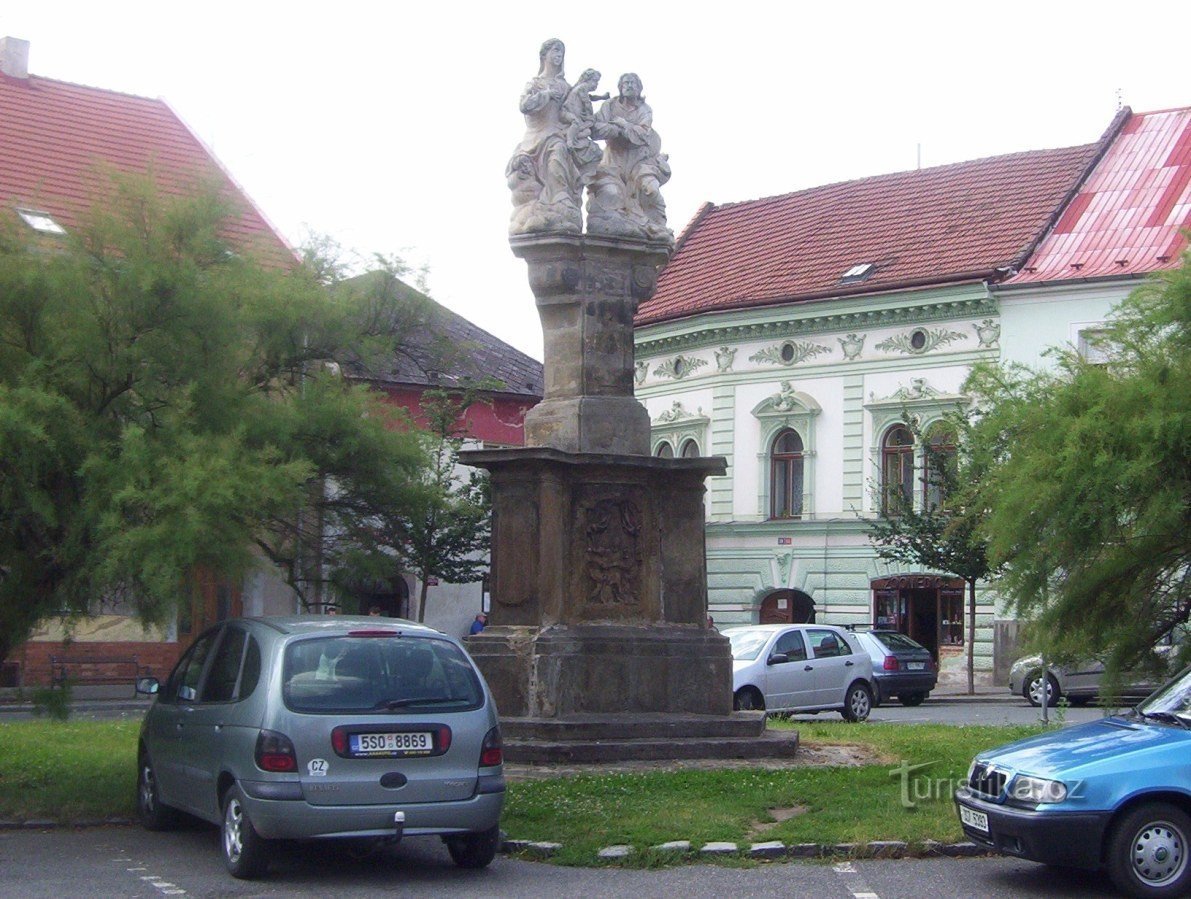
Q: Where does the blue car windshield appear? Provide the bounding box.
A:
[1137,665,1191,721]
[282,636,484,713]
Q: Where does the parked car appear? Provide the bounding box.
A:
[1009,633,1185,707]
[723,623,874,721]
[135,616,505,879]
[851,629,937,706]
[956,664,1191,898]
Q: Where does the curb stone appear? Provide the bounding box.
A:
[497,837,989,861]
[749,841,785,859]
[598,845,633,860]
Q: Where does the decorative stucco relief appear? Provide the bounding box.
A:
[749,339,831,367]
[654,354,707,380]
[714,346,736,372]
[875,327,967,355]
[974,319,1001,348]
[838,333,866,360]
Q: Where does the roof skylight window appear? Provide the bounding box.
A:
[16,208,66,235]
[840,262,875,283]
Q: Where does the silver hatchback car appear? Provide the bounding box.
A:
[135,616,504,878]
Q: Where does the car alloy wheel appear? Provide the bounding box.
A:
[1026,672,1060,708]
[222,786,269,879]
[843,682,872,722]
[136,754,178,831]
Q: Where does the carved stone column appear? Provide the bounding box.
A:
[514,234,665,455]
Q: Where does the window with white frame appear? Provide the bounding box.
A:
[752,384,820,520]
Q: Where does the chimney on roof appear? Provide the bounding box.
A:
[0,37,30,79]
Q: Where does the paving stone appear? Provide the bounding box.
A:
[867,841,907,858]
[501,839,532,853]
[787,843,823,858]
[699,841,739,856]
[831,842,860,856]
[652,840,691,853]
[22,819,55,829]
[749,840,786,859]
[917,839,945,857]
[598,845,633,860]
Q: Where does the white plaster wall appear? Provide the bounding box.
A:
[997,283,1127,367]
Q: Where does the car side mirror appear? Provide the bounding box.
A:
[767,652,789,666]
[136,676,160,696]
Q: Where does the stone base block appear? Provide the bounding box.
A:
[468,624,732,718]
[523,396,650,455]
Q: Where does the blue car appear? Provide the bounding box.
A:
[955,664,1191,897]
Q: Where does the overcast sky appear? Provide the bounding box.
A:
[4,2,1188,361]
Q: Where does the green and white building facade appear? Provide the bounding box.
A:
[633,106,1190,684]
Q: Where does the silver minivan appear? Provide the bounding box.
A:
[135,616,504,878]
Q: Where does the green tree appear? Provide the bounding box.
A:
[964,251,1191,673]
[0,173,434,661]
[868,415,996,695]
[402,385,494,623]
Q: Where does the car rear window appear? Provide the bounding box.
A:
[871,631,927,652]
[282,636,484,714]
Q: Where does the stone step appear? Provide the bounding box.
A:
[500,711,767,742]
[503,730,799,764]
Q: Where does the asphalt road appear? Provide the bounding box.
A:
[0,825,1130,899]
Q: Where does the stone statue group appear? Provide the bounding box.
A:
[507,38,672,244]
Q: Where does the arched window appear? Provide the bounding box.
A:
[654,442,674,458]
[922,423,957,511]
[882,425,915,515]
[680,439,699,458]
[770,429,804,519]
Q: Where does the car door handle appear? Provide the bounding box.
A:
[845,661,854,667]
[804,665,814,671]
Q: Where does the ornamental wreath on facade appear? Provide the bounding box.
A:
[749,340,831,367]
[875,327,967,355]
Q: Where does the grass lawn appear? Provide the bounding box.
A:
[0,717,1045,864]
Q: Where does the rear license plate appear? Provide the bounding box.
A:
[960,805,989,833]
[350,731,433,757]
[908,661,926,670]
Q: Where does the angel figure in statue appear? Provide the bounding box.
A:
[586,72,673,243]
[507,39,588,236]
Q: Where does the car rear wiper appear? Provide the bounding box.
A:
[376,697,462,710]
[1139,710,1190,729]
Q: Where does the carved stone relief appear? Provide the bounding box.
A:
[582,497,642,607]
[634,360,649,386]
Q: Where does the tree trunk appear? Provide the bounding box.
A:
[967,577,976,695]
[416,575,430,624]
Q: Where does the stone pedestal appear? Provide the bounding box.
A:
[458,449,730,718]
[512,233,667,456]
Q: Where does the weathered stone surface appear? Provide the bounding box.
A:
[749,841,786,859]
[598,844,633,860]
[699,841,739,856]
[652,840,691,853]
[787,843,823,858]
[867,840,908,858]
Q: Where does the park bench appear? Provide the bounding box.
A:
[49,655,149,696]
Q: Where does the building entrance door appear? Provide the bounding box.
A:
[871,575,963,660]
[759,589,816,624]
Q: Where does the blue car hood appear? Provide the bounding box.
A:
[978,716,1189,777]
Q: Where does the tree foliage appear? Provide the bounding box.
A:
[401,386,494,623]
[964,251,1191,672]
[868,414,996,694]
[0,174,440,660]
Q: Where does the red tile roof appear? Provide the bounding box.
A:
[638,119,1122,327]
[0,70,293,263]
[1008,107,1191,284]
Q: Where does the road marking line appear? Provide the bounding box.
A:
[833,860,881,899]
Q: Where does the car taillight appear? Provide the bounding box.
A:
[883,656,900,671]
[479,726,502,767]
[255,729,298,772]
